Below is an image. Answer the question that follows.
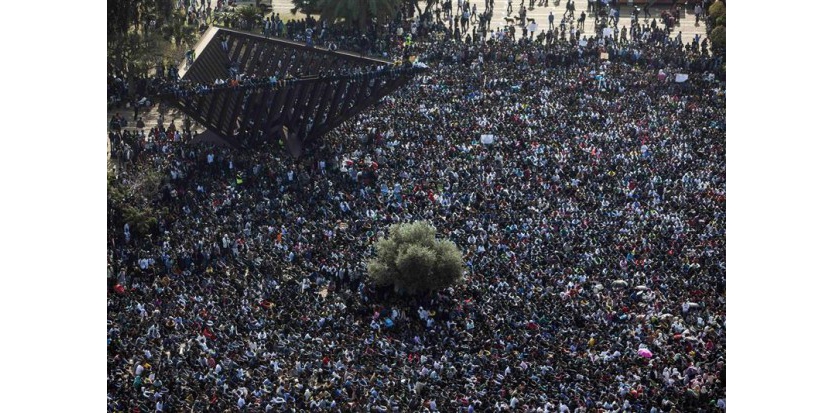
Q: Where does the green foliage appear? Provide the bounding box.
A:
[236,5,262,29]
[162,11,198,47]
[708,1,725,25]
[367,221,464,294]
[709,26,726,53]
[109,25,166,76]
[122,205,159,236]
[706,1,726,56]
[108,168,165,237]
[109,0,176,40]
[153,0,175,24]
[108,0,139,39]
[108,0,187,76]
[318,0,402,30]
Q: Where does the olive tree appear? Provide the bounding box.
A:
[367,221,464,294]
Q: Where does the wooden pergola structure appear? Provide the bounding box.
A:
[165,27,426,156]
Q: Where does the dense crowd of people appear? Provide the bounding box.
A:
[108,0,723,110]
[108,1,725,412]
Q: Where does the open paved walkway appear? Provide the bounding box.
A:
[266,0,707,43]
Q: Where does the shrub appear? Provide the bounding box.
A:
[708,0,726,25]
[108,167,164,237]
[709,26,726,53]
[367,221,464,294]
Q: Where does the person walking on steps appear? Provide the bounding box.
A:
[694,3,703,25]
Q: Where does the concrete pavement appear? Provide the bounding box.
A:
[266,0,707,43]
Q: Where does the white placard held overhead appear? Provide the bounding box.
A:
[480,134,495,145]
[675,74,689,83]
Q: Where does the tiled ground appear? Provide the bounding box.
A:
[266,0,707,43]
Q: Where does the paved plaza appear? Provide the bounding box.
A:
[266,0,707,44]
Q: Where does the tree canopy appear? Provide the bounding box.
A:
[108,0,195,77]
[708,25,725,53]
[707,1,726,54]
[108,166,165,238]
[707,0,726,25]
[367,221,464,294]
